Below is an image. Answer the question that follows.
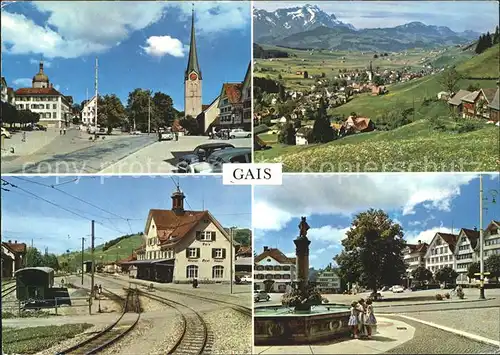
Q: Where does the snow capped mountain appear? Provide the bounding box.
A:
[253,4,355,41]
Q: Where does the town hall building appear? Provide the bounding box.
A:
[127,188,237,283]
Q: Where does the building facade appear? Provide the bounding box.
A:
[424,232,457,274]
[254,246,296,292]
[217,83,243,128]
[184,8,202,119]
[1,241,27,278]
[316,269,341,293]
[81,96,97,126]
[1,77,8,103]
[196,96,220,135]
[14,61,72,128]
[484,221,500,258]
[131,189,236,283]
[241,63,252,131]
[454,228,479,284]
[403,241,428,285]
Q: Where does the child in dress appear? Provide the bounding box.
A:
[364,299,377,338]
[348,301,360,338]
[357,298,368,338]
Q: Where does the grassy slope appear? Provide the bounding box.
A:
[58,234,143,267]
[256,47,500,172]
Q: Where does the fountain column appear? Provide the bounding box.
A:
[294,217,311,311]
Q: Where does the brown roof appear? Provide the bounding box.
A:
[14,87,63,96]
[346,116,372,131]
[487,88,499,110]
[117,253,137,264]
[146,209,208,246]
[222,83,243,104]
[437,233,458,252]
[236,245,252,256]
[255,247,295,264]
[460,228,480,249]
[448,89,471,105]
[2,242,27,254]
[461,90,481,103]
[407,242,428,254]
[482,88,497,103]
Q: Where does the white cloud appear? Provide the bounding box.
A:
[405,224,453,244]
[253,173,478,231]
[30,58,51,68]
[142,36,186,58]
[308,225,349,243]
[12,78,32,87]
[1,2,249,59]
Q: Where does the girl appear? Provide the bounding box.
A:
[348,301,360,338]
[364,299,377,339]
[358,298,368,338]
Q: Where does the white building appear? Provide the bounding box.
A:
[1,77,8,103]
[130,188,237,283]
[14,61,72,128]
[454,228,479,284]
[81,96,97,126]
[424,232,457,274]
[403,241,428,285]
[254,246,296,293]
[316,269,341,293]
[484,220,500,258]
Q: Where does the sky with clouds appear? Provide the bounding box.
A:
[255,1,499,33]
[2,175,251,255]
[1,1,251,110]
[253,174,500,269]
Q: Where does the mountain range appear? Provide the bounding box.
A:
[254,4,480,51]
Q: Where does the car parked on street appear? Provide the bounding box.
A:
[254,291,270,302]
[392,285,404,293]
[240,275,252,284]
[187,147,251,173]
[1,127,11,138]
[229,128,251,139]
[158,128,173,141]
[176,142,235,173]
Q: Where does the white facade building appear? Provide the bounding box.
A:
[81,96,97,125]
[254,246,296,293]
[484,221,500,258]
[218,83,243,128]
[316,270,341,293]
[424,232,457,274]
[454,228,479,284]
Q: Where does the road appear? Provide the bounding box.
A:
[99,136,252,174]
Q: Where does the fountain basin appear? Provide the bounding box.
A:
[254,304,351,345]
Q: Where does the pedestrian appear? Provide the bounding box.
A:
[175,132,179,141]
[358,298,368,338]
[364,299,377,339]
[63,127,66,135]
[98,284,102,295]
[22,131,26,142]
[59,128,62,135]
[348,301,360,339]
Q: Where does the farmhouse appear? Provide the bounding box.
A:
[344,116,374,133]
[460,88,498,119]
[488,88,499,122]
[447,89,471,114]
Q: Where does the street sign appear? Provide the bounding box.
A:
[474,272,491,275]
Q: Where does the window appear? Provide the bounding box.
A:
[229,154,248,163]
[186,265,198,279]
[212,265,224,279]
[53,104,57,109]
[188,248,198,258]
[53,112,57,118]
[196,231,216,241]
[213,248,224,259]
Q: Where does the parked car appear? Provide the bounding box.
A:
[1,127,11,138]
[34,124,47,131]
[187,147,251,173]
[254,291,270,302]
[240,275,252,284]
[229,128,251,139]
[130,130,142,135]
[176,142,234,173]
[392,285,404,293]
[158,129,173,141]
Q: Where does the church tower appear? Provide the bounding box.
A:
[184,5,202,119]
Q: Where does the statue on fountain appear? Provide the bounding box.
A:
[282,217,323,311]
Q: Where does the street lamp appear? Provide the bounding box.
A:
[478,175,498,299]
[229,227,236,295]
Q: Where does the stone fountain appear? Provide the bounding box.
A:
[254,217,351,345]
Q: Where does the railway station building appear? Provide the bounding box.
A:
[1,240,27,278]
[124,188,238,283]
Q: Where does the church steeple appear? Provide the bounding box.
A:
[185,4,202,80]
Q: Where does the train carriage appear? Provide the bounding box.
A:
[14,267,54,301]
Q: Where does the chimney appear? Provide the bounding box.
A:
[171,187,185,215]
[8,240,12,243]
[474,226,477,231]
[14,240,17,244]
[263,246,269,252]
[417,240,421,245]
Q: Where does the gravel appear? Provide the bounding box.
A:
[402,307,500,342]
[385,316,499,354]
[203,308,252,354]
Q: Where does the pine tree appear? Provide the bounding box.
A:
[312,98,335,143]
[475,34,485,54]
[493,26,500,45]
[485,32,493,49]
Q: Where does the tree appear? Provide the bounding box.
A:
[411,266,433,286]
[25,247,44,267]
[179,115,200,135]
[233,228,251,246]
[98,95,127,134]
[493,26,500,45]
[312,98,335,143]
[278,122,295,145]
[1,101,18,127]
[373,75,385,86]
[467,83,480,92]
[438,67,462,95]
[467,262,480,281]
[485,254,500,282]
[373,54,379,59]
[303,71,309,79]
[42,254,60,271]
[127,88,152,132]
[435,266,458,287]
[152,92,177,129]
[335,209,407,295]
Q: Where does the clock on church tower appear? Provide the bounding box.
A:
[189,72,198,81]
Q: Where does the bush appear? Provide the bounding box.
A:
[455,120,482,133]
[429,116,447,131]
[444,292,450,299]
[435,293,443,300]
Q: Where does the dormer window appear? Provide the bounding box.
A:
[196,231,216,241]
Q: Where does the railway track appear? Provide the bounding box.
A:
[2,284,16,298]
[136,290,210,355]
[57,287,140,355]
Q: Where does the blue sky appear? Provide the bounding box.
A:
[1,175,251,255]
[256,1,499,32]
[253,174,500,269]
[1,1,251,110]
